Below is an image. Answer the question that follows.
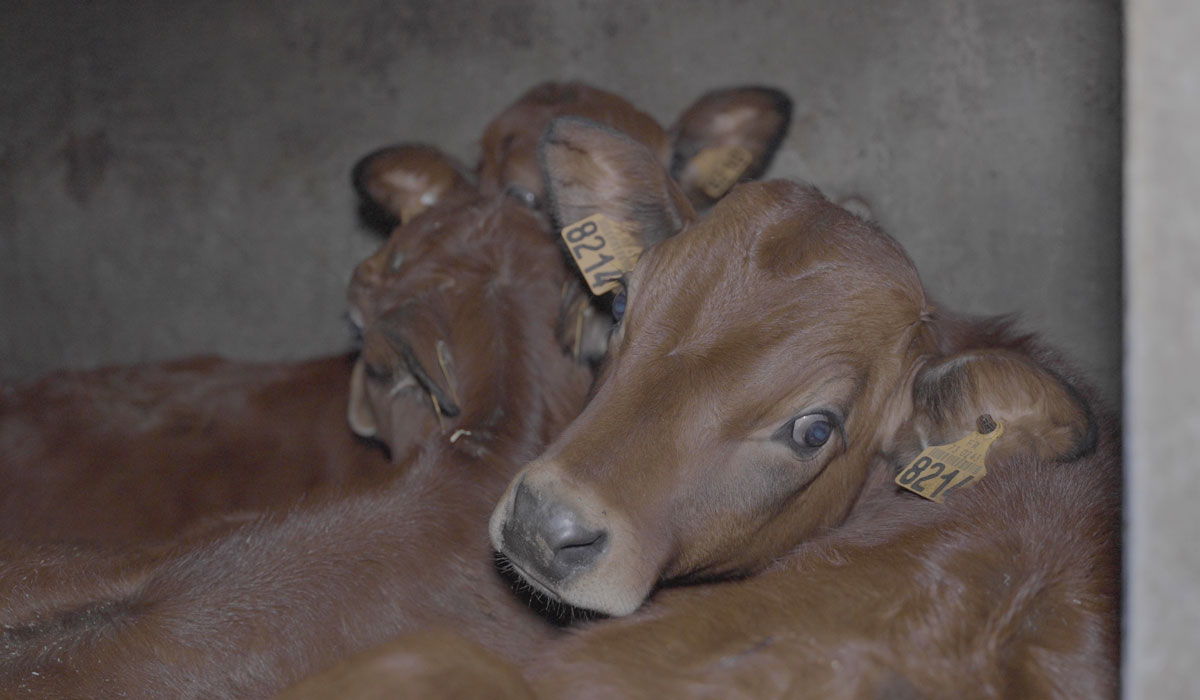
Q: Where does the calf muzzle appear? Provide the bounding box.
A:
[501,480,608,584]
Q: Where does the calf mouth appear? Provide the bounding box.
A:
[492,551,606,624]
[494,550,564,604]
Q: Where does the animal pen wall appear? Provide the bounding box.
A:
[0,1,1193,697]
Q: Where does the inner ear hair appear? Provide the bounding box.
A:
[914,349,1097,462]
[539,116,695,244]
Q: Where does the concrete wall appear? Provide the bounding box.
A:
[1,0,1121,408]
[1126,1,1200,697]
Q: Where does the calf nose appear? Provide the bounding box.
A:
[502,480,608,582]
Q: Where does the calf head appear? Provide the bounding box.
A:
[346,146,584,460]
[489,119,1097,616]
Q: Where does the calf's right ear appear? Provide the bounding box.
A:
[540,117,696,249]
[352,144,476,225]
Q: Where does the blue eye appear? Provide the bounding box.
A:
[612,291,627,321]
[790,413,834,450]
[804,420,831,447]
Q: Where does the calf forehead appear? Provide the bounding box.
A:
[632,181,923,358]
[357,199,551,312]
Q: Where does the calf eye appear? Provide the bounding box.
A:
[612,291,627,321]
[785,413,835,455]
[363,362,392,382]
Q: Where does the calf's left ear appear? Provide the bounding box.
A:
[669,86,793,210]
[891,349,1097,467]
[352,144,476,225]
[541,117,696,249]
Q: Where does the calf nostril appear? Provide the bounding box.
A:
[501,480,608,579]
[546,511,607,569]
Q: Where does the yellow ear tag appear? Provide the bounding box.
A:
[559,213,644,297]
[895,415,1004,503]
[692,146,753,199]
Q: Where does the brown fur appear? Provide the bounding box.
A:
[0,355,396,544]
[0,197,592,699]
[276,629,536,700]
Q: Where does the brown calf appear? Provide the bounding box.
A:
[478,119,1117,695]
[0,192,592,699]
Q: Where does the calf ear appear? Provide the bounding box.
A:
[669,86,792,209]
[540,116,695,248]
[557,280,618,365]
[352,144,476,225]
[897,349,1097,466]
[346,359,377,438]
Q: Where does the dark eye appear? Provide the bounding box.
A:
[363,361,391,382]
[791,413,834,450]
[612,291,627,321]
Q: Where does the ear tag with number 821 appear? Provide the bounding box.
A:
[559,213,644,297]
[895,415,1004,503]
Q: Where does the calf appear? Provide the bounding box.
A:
[0,192,593,699]
[473,119,1116,695]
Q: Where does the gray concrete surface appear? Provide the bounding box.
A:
[1126,1,1200,697]
[1,0,1121,410]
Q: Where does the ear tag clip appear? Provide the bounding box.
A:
[559,213,643,297]
[896,415,1004,503]
[692,146,753,199]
